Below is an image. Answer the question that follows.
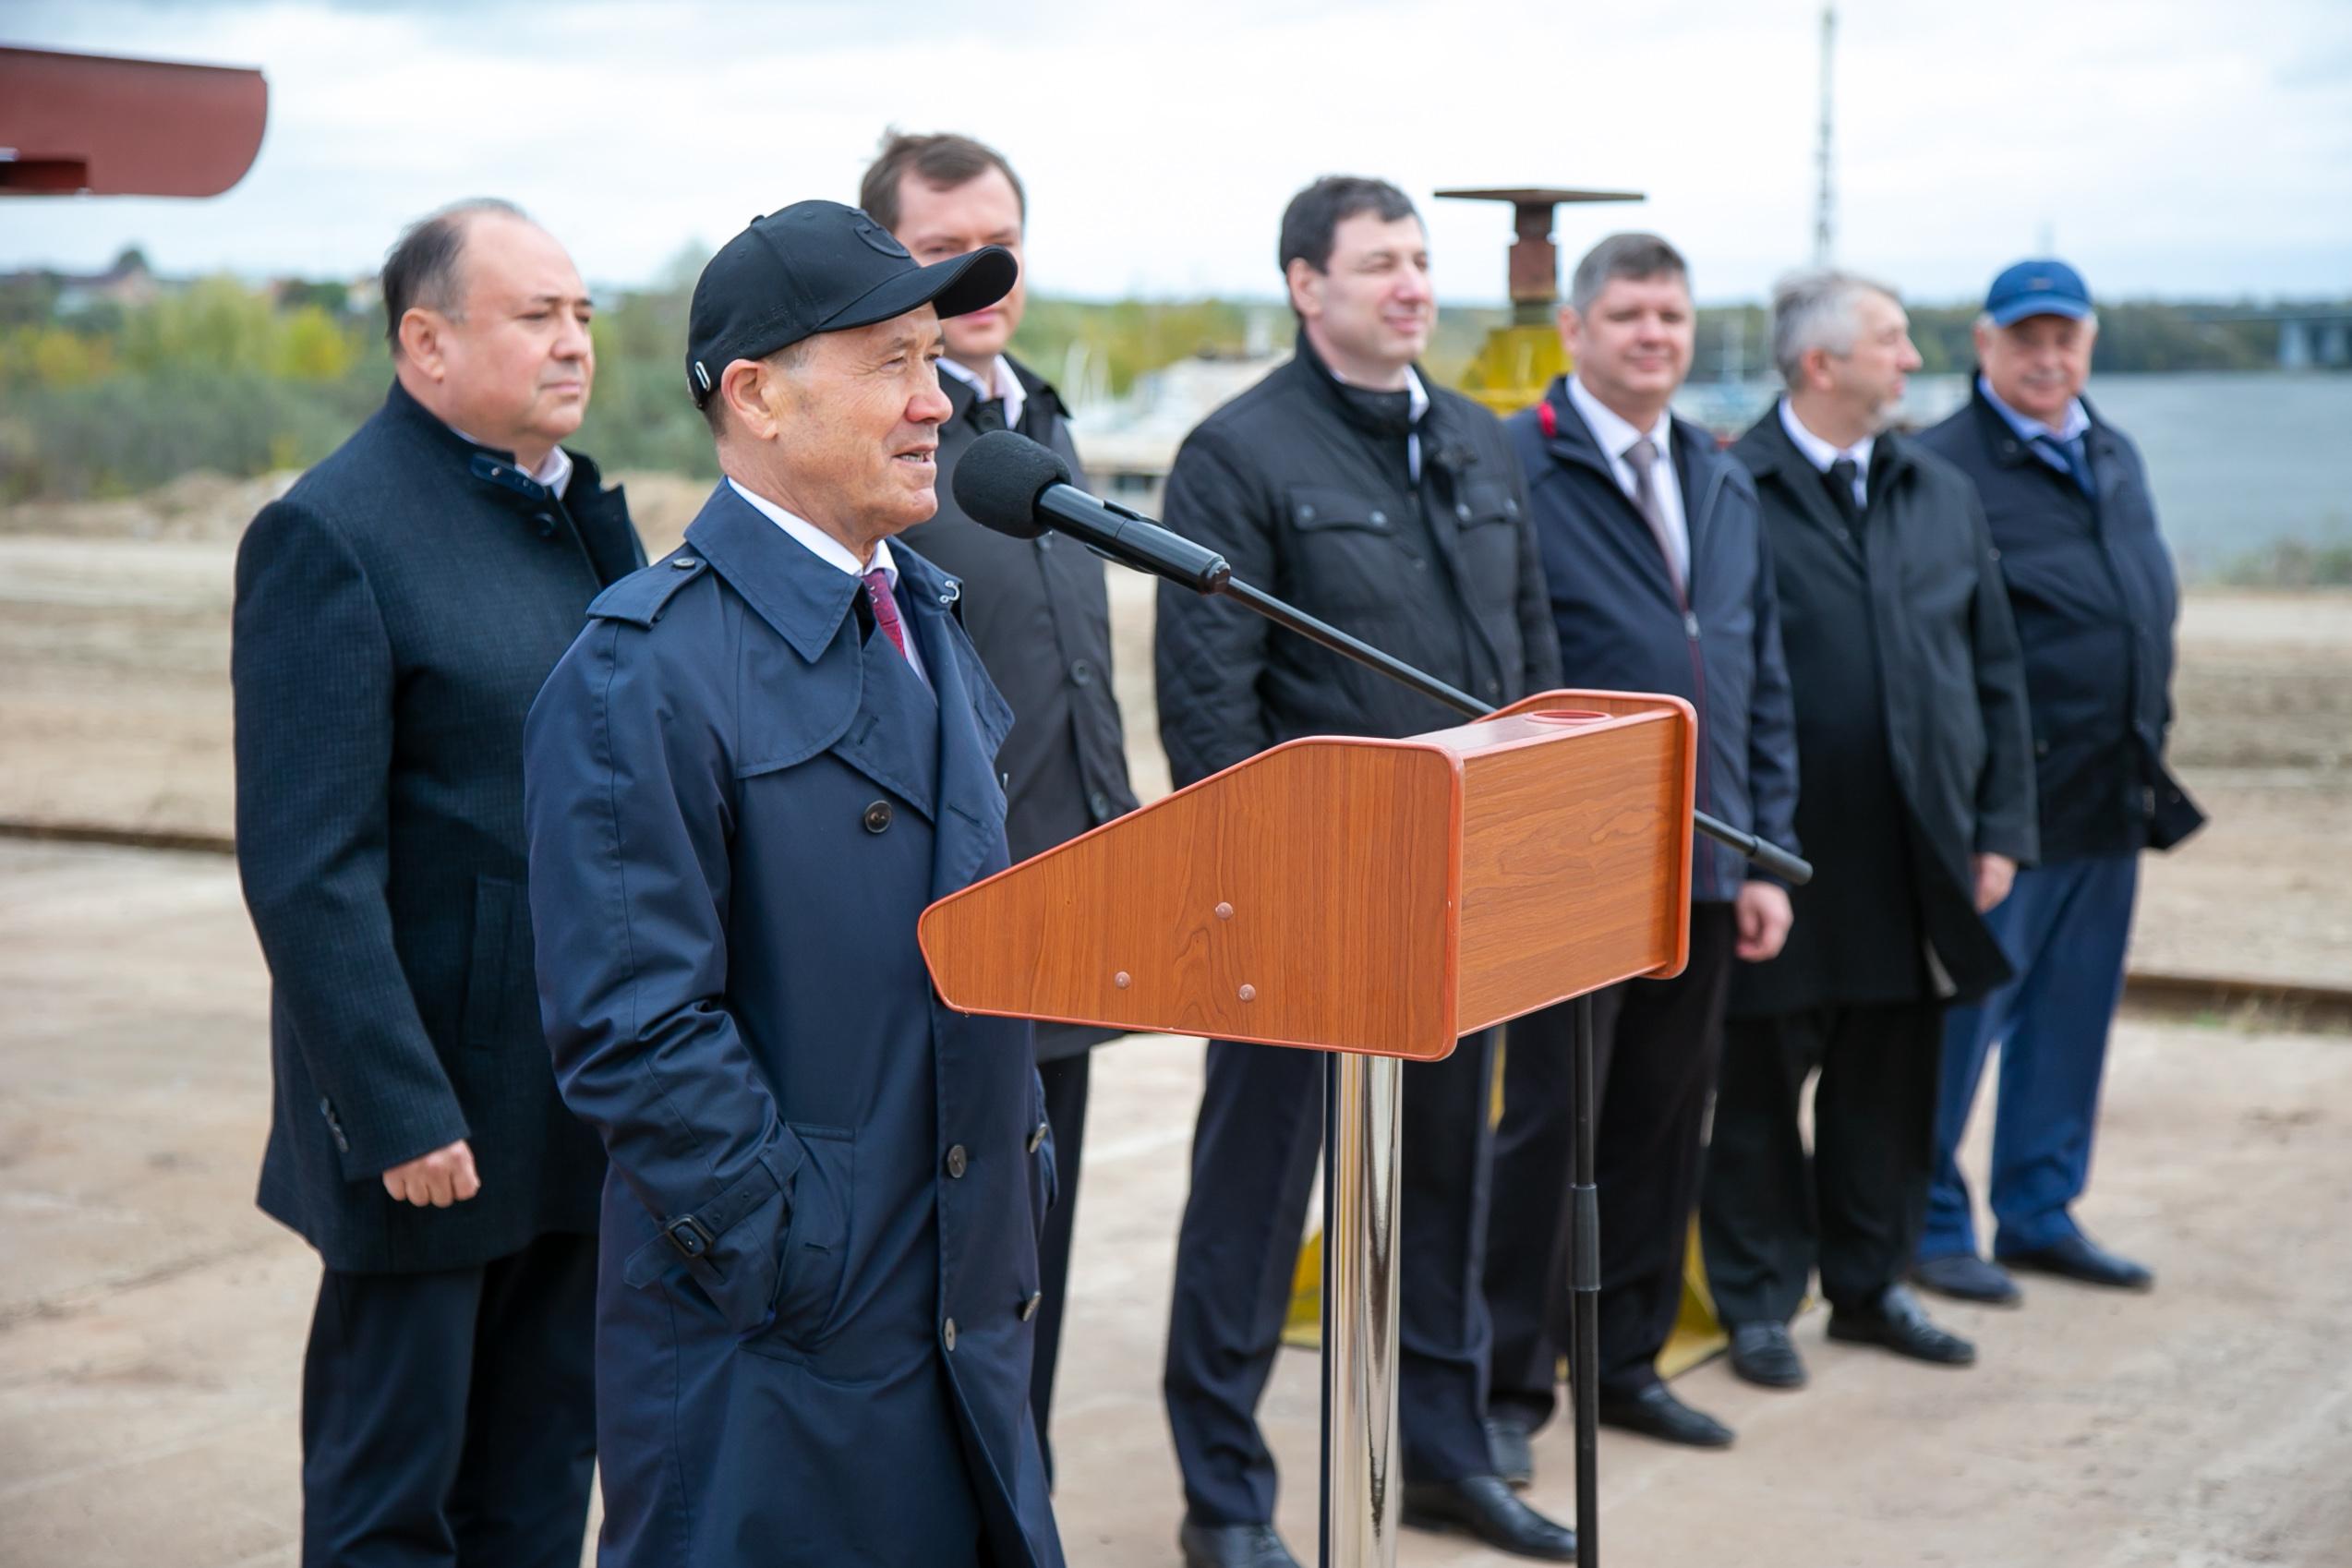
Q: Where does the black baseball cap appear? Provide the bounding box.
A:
[685,199,1018,405]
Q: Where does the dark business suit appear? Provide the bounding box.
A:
[899,357,1140,1466]
[523,482,1064,1568]
[1487,383,1797,1418]
[232,380,641,1565]
[1701,406,2035,1325]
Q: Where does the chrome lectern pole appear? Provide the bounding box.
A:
[1322,1051,1404,1568]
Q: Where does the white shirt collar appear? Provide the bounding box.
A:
[446,421,572,493]
[1777,398,1876,477]
[727,476,900,588]
[939,354,1025,434]
[1566,373,1671,465]
[1404,367,1429,426]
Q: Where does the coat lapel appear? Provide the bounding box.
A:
[896,549,1013,901]
[1747,405,1865,570]
[1539,384,1687,611]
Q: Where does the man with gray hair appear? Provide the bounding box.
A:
[1910,261,2201,1305]
[1699,268,2035,1391]
[234,199,641,1565]
[1485,231,1797,1469]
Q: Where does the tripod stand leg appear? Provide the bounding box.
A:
[1322,1052,1404,1568]
[1572,994,1600,1567]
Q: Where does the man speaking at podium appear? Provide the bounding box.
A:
[523,202,1064,1568]
[1155,176,1570,1567]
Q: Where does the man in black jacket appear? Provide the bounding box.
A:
[1699,269,2036,1392]
[233,200,641,1567]
[861,129,1140,1474]
[1156,176,1569,1568]
[1910,260,2202,1304]
[1485,234,1798,1466]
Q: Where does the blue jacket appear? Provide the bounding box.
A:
[523,482,1063,1568]
[233,380,639,1272]
[1504,379,1800,901]
[1917,382,2204,861]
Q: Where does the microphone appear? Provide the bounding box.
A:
[952,430,1232,593]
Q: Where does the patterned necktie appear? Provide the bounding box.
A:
[861,569,909,661]
[1624,437,1683,591]
[971,396,1007,434]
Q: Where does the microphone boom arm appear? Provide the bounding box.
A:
[1205,578,1813,886]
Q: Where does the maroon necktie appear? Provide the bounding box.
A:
[862,568,909,661]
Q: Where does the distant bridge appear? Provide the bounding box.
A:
[2223,309,2352,369]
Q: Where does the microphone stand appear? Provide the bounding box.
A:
[1183,571,1812,1568]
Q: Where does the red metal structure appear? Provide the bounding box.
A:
[0,44,266,197]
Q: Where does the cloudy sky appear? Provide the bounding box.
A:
[7,0,2349,304]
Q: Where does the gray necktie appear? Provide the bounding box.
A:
[1624,437,1683,591]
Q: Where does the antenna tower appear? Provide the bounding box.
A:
[1813,6,1837,265]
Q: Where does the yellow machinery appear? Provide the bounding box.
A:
[1282,184,1732,1381]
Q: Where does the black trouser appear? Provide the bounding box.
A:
[1486,904,1735,1423]
[1698,998,1945,1324]
[1031,1047,1092,1486]
[300,1230,597,1568]
[1164,1030,1499,1526]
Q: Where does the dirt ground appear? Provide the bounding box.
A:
[2,836,2348,1567]
[2,479,2349,1566]
[1,473,2345,986]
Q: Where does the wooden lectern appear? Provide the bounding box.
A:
[921,691,1698,1567]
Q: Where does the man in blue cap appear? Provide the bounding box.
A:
[1912,259,2204,1305]
[522,200,1064,1567]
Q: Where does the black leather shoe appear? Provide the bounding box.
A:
[1727,1321,1808,1388]
[1598,1381,1735,1448]
[1827,1284,1977,1365]
[1485,1414,1535,1489]
[2002,1234,2154,1291]
[1177,1517,1303,1568]
[1913,1252,2023,1306]
[1401,1475,1577,1561]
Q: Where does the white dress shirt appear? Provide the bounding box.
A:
[1566,373,1688,585]
[727,476,928,684]
[1777,400,1874,512]
[938,354,1026,434]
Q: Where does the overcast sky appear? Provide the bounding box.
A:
[7,0,2350,305]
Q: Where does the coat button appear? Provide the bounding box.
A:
[862,801,892,833]
[1369,510,1387,525]
[945,1144,968,1178]
[1298,504,1317,523]
[1456,502,1472,521]
[1019,1291,1043,1322]
[943,1318,957,1351]
[1484,678,1502,697]
[1088,790,1113,822]
[672,556,700,570]
[1069,659,1093,686]
[1028,1121,1048,1154]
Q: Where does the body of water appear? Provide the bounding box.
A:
[1676,371,2352,580]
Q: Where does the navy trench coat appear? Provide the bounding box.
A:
[523,479,1063,1568]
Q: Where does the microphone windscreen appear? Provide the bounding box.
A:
[952,429,1069,540]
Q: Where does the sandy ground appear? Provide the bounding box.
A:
[0,473,2344,985]
[2,835,2349,1567]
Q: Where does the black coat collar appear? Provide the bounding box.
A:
[1285,331,1473,473]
